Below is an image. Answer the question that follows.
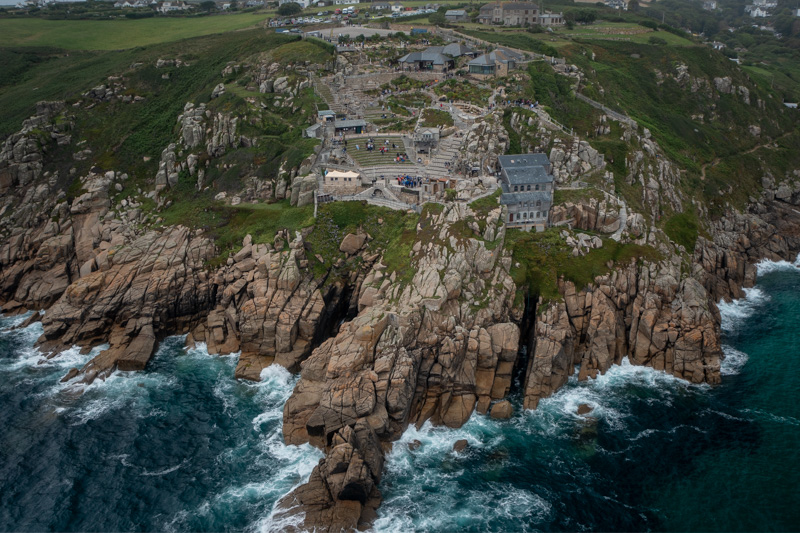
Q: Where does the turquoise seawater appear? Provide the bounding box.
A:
[1,256,798,531]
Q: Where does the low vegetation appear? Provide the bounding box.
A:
[0,13,267,50]
[506,228,662,301]
[419,108,454,128]
[305,202,419,282]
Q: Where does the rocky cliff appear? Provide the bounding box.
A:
[3,91,800,532]
[274,202,522,530]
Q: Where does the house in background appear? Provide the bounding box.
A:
[158,1,191,13]
[478,1,563,26]
[279,0,312,8]
[538,11,564,24]
[445,9,469,22]
[497,153,554,232]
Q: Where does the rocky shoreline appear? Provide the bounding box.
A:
[3,98,800,531]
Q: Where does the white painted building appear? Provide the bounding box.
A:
[158,1,191,12]
[279,0,312,8]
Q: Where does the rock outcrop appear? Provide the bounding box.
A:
[523,257,722,409]
[278,203,521,528]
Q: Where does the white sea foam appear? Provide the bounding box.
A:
[372,419,552,533]
[720,345,749,375]
[140,459,190,477]
[755,253,800,276]
[718,287,769,333]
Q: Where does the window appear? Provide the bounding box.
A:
[536,211,541,218]
[523,212,527,219]
[509,213,514,222]
[514,185,519,192]
[535,184,539,191]
[527,184,531,191]
[536,200,541,207]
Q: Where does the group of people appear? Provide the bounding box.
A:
[396,175,423,188]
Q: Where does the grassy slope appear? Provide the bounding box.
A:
[1,30,335,263]
[0,13,267,50]
[507,228,661,300]
[564,40,798,213]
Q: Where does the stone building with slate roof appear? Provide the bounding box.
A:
[497,153,554,231]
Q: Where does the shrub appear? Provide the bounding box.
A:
[277,2,301,16]
[663,212,699,252]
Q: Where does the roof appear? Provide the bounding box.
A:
[469,50,518,66]
[318,110,336,116]
[334,119,367,128]
[498,153,551,169]
[306,124,322,132]
[326,170,361,178]
[399,52,453,65]
[503,166,552,185]
[445,9,467,15]
[502,2,539,9]
[496,48,522,61]
[499,190,552,205]
[441,43,475,57]
[468,54,495,66]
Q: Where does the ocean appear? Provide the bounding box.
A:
[1,256,798,532]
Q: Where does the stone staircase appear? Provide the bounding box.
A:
[424,134,464,179]
[359,165,423,180]
[314,79,345,114]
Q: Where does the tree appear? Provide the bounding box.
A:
[277,2,302,16]
[199,1,216,12]
[429,11,445,25]
[628,0,640,12]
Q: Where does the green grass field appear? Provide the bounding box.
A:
[0,13,267,50]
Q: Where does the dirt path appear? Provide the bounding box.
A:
[699,131,793,181]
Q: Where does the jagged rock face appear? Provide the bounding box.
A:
[179,102,207,149]
[0,101,67,195]
[550,198,622,234]
[524,257,723,409]
[207,112,238,158]
[461,111,509,173]
[694,195,800,302]
[187,230,337,381]
[619,126,683,220]
[36,225,217,377]
[279,203,521,528]
[549,138,605,183]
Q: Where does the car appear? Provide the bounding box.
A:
[317,11,323,15]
